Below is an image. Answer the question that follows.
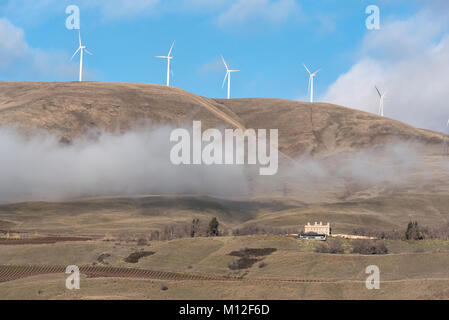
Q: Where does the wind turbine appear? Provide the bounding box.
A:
[375,86,387,117]
[156,41,175,86]
[71,30,93,82]
[303,63,320,103]
[221,55,240,99]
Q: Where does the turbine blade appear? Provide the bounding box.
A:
[222,72,228,88]
[375,86,382,98]
[78,30,82,46]
[84,48,93,55]
[71,47,81,60]
[168,40,175,57]
[312,69,321,76]
[155,56,168,59]
[221,55,229,71]
[303,63,311,75]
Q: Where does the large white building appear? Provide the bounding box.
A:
[304,222,331,236]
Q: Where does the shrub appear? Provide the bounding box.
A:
[328,239,345,254]
[227,247,275,270]
[227,257,260,270]
[351,240,388,255]
[232,224,298,236]
[352,227,402,240]
[161,285,168,291]
[97,253,111,264]
[228,248,276,257]
[314,239,344,254]
[228,260,239,270]
[315,243,330,253]
[124,251,155,263]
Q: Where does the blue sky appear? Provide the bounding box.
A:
[0,0,448,131]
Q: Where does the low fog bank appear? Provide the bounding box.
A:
[260,140,449,200]
[0,125,448,204]
[0,125,249,203]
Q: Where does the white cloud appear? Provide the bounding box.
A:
[322,9,449,132]
[0,18,27,67]
[0,18,78,81]
[217,0,301,29]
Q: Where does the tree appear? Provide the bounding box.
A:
[208,217,219,237]
[406,221,423,240]
[191,218,200,237]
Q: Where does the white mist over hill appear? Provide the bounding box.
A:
[1,124,448,203]
[0,125,250,202]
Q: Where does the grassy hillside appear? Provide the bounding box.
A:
[0,82,446,158]
[1,235,449,299]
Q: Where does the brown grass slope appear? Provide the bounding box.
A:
[0,81,244,143]
[217,98,446,157]
[0,81,446,157]
[1,81,448,235]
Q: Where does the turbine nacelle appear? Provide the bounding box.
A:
[303,63,320,77]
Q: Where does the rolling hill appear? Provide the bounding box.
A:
[0,81,448,235]
[0,81,445,158]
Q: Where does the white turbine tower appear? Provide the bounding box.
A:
[375,86,387,117]
[221,55,240,99]
[445,119,449,155]
[71,30,93,82]
[156,41,175,86]
[303,63,320,103]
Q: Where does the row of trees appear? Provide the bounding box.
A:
[232,224,298,236]
[315,239,345,254]
[142,217,221,241]
[145,219,298,241]
[353,221,449,240]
